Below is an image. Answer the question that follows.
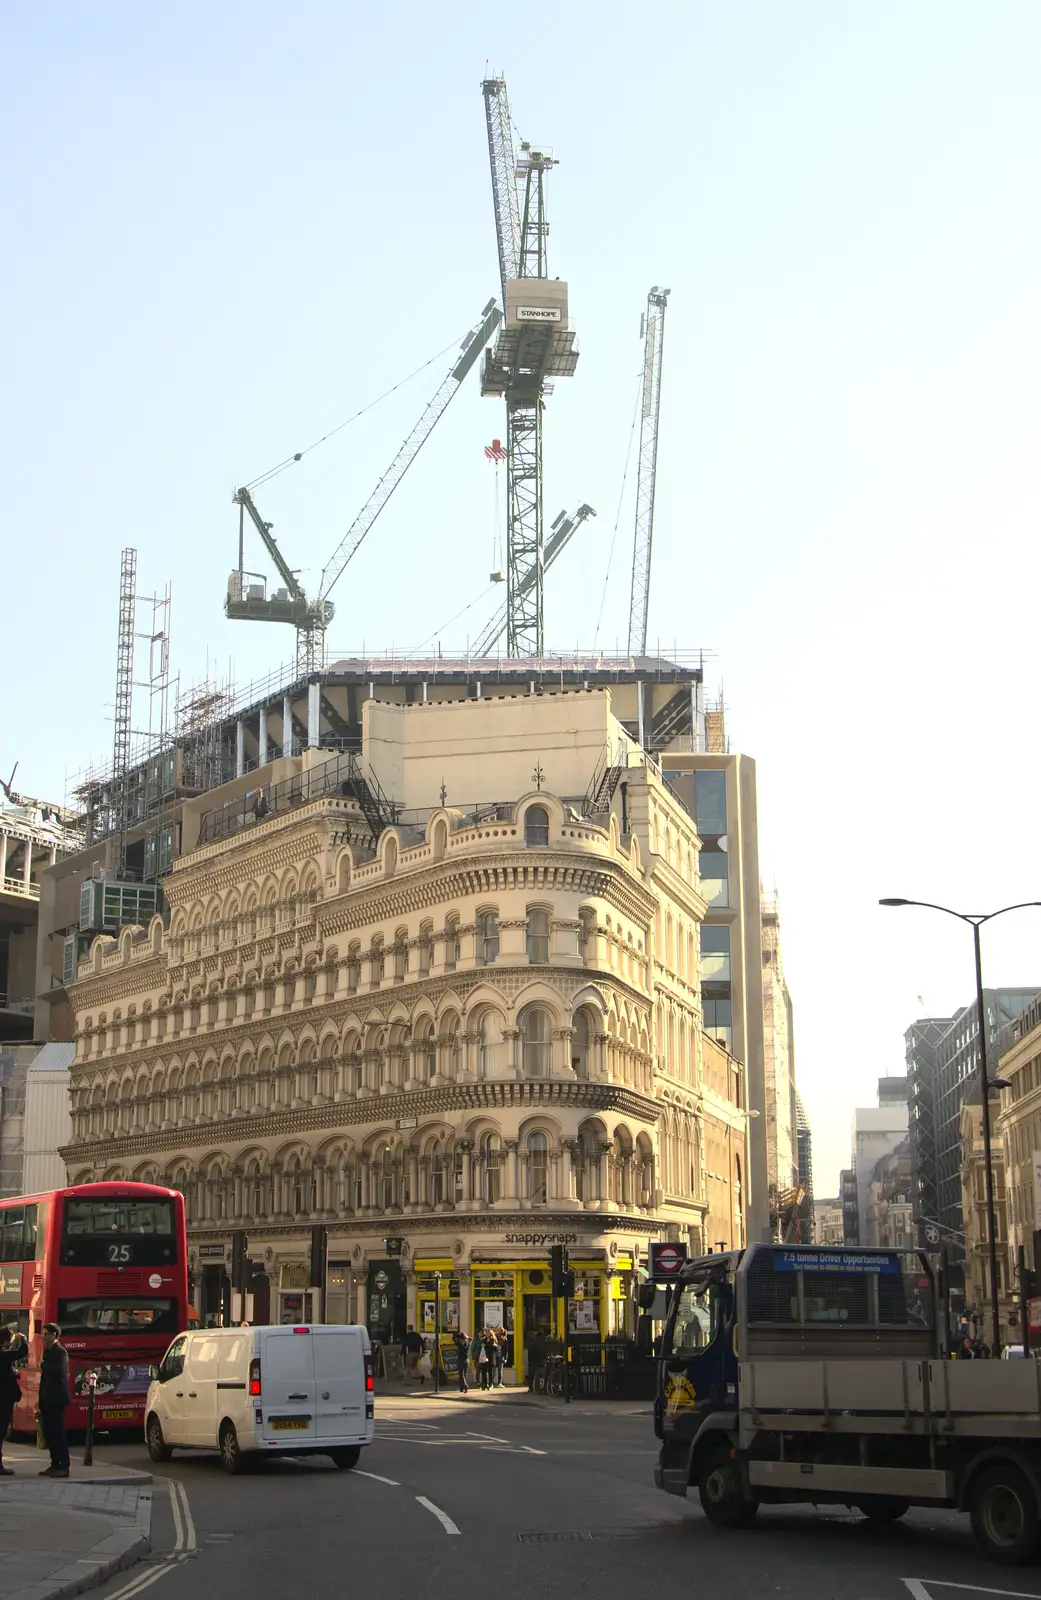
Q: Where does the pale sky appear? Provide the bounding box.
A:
[5,2,1041,1192]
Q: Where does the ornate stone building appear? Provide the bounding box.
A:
[61,690,748,1379]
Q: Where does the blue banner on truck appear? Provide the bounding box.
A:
[772,1250,900,1275]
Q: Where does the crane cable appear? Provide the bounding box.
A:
[242,331,467,493]
[409,582,500,657]
[593,371,643,650]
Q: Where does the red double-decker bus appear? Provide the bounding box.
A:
[0,1181,188,1435]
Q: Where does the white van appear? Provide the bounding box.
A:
[145,1323,374,1473]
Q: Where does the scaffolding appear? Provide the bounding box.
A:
[176,677,234,795]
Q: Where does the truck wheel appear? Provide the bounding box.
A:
[969,1463,1041,1564]
[857,1498,909,1523]
[146,1415,172,1463]
[330,1447,360,1470]
[697,1445,758,1529]
[219,1421,245,1475]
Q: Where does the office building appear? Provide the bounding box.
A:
[61,688,751,1360]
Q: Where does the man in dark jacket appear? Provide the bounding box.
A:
[0,1324,28,1475]
[452,1329,469,1394]
[38,1323,71,1477]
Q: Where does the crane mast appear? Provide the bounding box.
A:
[480,77,578,657]
[470,503,596,656]
[627,286,670,658]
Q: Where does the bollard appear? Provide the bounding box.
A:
[82,1371,97,1468]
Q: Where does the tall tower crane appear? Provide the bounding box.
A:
[226,300,501,673]
[480,77,579,657]
[627,286,670,658]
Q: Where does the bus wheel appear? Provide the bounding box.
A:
[697,1444,758,1529]
[146,1415,172,1463]
[857,1498,909,1522]
[219,1422,244,1475]
[969,1462,1041,1564]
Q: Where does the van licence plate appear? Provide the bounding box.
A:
[270,1418,310,1431]
[100,1409,136,1421]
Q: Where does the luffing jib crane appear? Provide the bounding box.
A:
[480,77,579,657]
[470,503,596,656]
[627,286,670,659]
[227,299,503,673]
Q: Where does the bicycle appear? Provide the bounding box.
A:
[544,1353,567,1399]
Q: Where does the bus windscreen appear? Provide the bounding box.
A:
[60,1199,177,1266]
[57,1297,181,1336]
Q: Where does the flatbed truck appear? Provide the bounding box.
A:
[654,1243,1041,1564]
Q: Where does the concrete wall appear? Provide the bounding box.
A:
[364,690,624,811]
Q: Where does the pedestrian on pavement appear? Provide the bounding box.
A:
[479,1329,495,1391]
[38,1323,71,1478]
[453,1330,469,1394]
[0,1324,28,1475]
[402,1324,425,1385]
[468,1329,482,1385]
[490,1327,504,1388]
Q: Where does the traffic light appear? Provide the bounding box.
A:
[231,1230,247,1293]
[563,1269,576,1299]
[550,1245,565,1297]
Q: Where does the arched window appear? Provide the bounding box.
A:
[374,1144,395,1210]
[576,1126,599,1203]
[476,910,499,966]
[393,928,409,982]
[528,1132,549,1205]
[370,938,385,987]
[480,1131,503,1203]
[526,908,550,965]
[520,1008,552,1078]
[429,1139,445,1207]
[477,1010,504,1078]
[415,1021,437,1080]
[347,943,361,993]
[444,916,460,971]
[572,1009,593,1078]
[525,805,550,847]
[418,921,433,975]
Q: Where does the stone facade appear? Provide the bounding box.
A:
[60,694,748,1372]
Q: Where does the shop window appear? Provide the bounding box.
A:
[526,908,550,965]
[520,1007,552,1078]
[525,805,550,847]
[476,910,499,966]
[528,1133,549,1205]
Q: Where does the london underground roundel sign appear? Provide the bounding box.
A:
[650,1242,687,1278]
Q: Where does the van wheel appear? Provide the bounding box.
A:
[146,1415,172,1463]
[330,1447,361,1470]
[219,1422,244,1475]
[969,1462,1041,1564]
[697,1444,758,1529]
[857,1498,909,1523]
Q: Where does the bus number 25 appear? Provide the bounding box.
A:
[107,1244,132,1263]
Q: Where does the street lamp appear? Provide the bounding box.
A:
[880,897,1041,1354]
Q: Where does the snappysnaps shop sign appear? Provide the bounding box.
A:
[773,1250,900,1275]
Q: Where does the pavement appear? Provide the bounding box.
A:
[0,1446,152,1600]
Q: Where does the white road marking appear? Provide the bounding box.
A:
[173,1480,196,1551]
[415,1495,461,1536]
[167,1479,183,1552]
[464,1431,510,1443]
[355,1470,401,1486]
[904,1582,1041,1598]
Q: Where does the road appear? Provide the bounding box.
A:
[80,1397,1041,1600]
